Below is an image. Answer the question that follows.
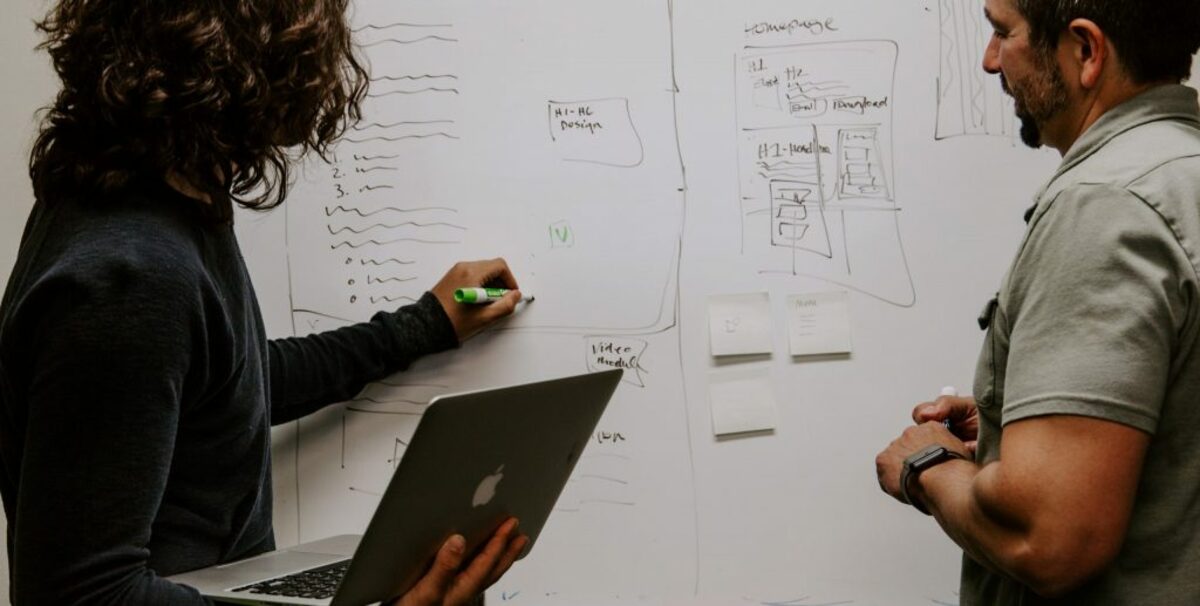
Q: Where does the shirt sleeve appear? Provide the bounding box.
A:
[266,292,459,424]
[1001,183,1193,433]
[11,261,213,604]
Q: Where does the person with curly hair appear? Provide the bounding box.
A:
[0,0,529,603]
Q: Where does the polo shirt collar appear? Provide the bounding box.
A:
[1027,84,1200,222]
[1058,84,1199,177]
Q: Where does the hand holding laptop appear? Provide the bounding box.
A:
[169,370,620,605]
[392,518,529,606]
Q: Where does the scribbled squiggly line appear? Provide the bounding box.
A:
[361,37,458,47]
[369,75,458,82]
[366,88,459,98]
[327,222,467,235]
[353,120,456,131]
[332,237,460,249]
[325,205,458,217]
[343,133,459,143]
[352,22,452,33]
[758,171,815,180]
[367,276,417,284]
[789,81,851,94]
[369,295,419,304]
[759,160,816,170]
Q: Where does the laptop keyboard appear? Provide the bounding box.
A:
[230,559,351,600]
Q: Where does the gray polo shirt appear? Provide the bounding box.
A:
[963,85,1200,605]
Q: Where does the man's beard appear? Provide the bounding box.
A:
[1016,109,1043,149]
[1001,54,1070,148]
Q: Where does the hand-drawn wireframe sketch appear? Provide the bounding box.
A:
[285,15,681,335]
[281,1,698,603]
[555,432,636,513]
[286,20,471,323]
[547,98,645,167]
[736,40,916,307]
[936,0,1015,139]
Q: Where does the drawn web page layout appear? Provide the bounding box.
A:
[735,40,916,307]
[283,0,699,602]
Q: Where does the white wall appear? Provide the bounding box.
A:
[0,4,51,277]
[0,0,55,601]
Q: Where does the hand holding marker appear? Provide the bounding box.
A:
[454,287,535,305]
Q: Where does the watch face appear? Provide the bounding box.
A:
[912,447,948,468]
[905,444,945,468]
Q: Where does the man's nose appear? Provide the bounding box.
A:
[982,35,1002,74]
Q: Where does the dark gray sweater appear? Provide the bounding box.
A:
[0,182,457,604]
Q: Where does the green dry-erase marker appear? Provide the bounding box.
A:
[453,287,535,304]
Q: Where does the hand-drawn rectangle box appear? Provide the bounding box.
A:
[936,0,1015,139]
[770,180,832,258]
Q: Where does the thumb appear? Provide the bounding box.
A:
[485,290,521,320]
[913,401,946,424]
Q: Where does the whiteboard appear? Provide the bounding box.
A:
[3,0,1199,604]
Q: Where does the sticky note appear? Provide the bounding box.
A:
[708,292,773,357]
[787,291,853,356]
[709,369,779,436]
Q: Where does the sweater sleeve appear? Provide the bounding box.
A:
[267,292,459,424]
[11,262,213,604]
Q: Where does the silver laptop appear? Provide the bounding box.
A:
[167,369,623,605]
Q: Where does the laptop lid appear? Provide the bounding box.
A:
[330,368,622,606]
[166,369,622,605]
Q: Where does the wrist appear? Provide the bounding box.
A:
[900,444,967,515]
[417,291,462,348]
[912,457,972,513]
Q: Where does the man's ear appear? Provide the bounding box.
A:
[1067,18,1108,89]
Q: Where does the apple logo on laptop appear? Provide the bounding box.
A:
[473,465,505,508]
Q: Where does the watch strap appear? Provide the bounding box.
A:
[900,445,965,515]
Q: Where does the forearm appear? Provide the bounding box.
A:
[268,292,458,423]
[918,460,1097,597]
[919,461,1028,572]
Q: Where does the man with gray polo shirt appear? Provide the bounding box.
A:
[875,0,1200,604]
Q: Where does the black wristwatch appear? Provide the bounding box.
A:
[900,444,965,515]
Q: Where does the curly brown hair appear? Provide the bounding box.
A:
[29,0,368,222]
